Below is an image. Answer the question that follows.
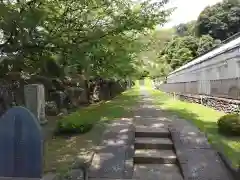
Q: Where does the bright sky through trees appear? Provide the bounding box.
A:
[162,0,223,28]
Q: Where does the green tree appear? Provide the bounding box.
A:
[196,0,240,40]
[160,35,198,69]
[197,35,221,55]
[135,28,174,78]
[175,20,196,37]
[0,0,172,79]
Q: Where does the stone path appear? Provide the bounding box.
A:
[56,87,235,180]
[134,88,234,180]
[88,119,134,179]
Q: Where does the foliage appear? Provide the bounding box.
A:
[134,24,222,76]
[160,35,198,69]
[197,35,221,56]
[55,86,139,135]
[196,0,240,41]
[146,0,240,76]
[217,114,240,136]
[139,70,150,79]
[146,23,222,73]
[135,29,175,78]
[56,116,93,135]
[175,20,196,37]
[0,0,172,79]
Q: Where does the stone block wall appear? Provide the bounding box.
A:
[170,93,240,114]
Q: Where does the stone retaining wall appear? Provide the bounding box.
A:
[170,93,240,114]
[217,150,240,180]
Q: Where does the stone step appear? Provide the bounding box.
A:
[134,137,174,149]
[133,164,183,180]
[89,179,137,180]
[135,126,170,138]
[134,149,177,164]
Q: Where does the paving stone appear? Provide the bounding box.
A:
[89,119,134,179]
[178,148,219,164]
[178,149,234,180]
[123,159,134,179]
[135,137,173,149]
[171,130,211,149]
[171,123,201,135]
[101,122,134,147]
[134,120,169,129]
[89,145,127,178]
[134,149,177,164]
[123,145,134,179]
[133,164,183,180]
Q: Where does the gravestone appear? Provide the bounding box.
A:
[50,90,70,114]
[24,84,47,125]
[0,106,43,178]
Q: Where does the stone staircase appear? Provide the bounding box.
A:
[133,126,183,180]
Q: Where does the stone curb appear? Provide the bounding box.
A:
[167,126,185,179]
[217,150,239,180]
[168,126,185,180]
[167,92,240,180]
[169,121,240,180]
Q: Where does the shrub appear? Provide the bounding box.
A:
[217,114,240,136]
[56,113,93,135]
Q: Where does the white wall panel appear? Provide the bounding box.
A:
[167,45,240,84]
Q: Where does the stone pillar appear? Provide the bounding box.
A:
[79,80,90,104]
[24,84,47,125]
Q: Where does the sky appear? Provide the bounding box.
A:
[162,0,223,28]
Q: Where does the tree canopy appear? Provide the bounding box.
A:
[1,0,239,80]
[175,20,196,37]
[0,0,172,79]
[196,0,240,40]
[140,0,240,78]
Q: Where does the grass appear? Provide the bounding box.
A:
[148,88,240,168]
[143,78,153,88]
[44,87,140,173]
[137,77,153,88]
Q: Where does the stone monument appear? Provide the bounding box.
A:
[24,84,47,125]
[0,106,43,178]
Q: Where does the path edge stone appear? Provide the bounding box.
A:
[169,124,237,180]
[217,150,239,180]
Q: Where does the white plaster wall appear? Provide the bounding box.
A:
[167,46,240,84]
